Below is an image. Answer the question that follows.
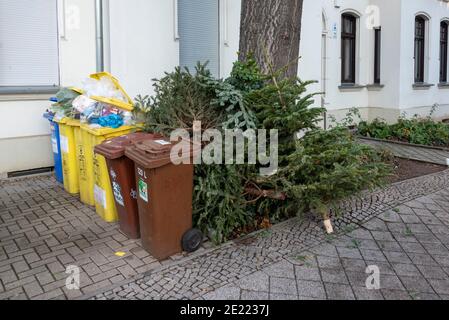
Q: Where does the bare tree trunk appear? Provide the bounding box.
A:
[239,0,303,78]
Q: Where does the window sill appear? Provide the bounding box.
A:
[0,86,60,102]
[0,86,60,95]
[366,84,385,91]
[338,84,366,91]
[438,82,449,89]
[412,83,434,90]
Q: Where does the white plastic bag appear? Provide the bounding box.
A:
[81,76,127,102]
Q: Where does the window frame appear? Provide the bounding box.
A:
[440,21,449,83]
[341,13,357,84]
[374,27,382,84]
[414,15,426,84]
[0,0,61,94]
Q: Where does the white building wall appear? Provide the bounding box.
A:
[366,0,402,121]
[0,0,96,176]
[220,0,241,78]
[398,0,449,119]
[107,0,179,98]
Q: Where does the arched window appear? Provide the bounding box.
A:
[341,13,357,84]
[440,21,448,83]
[414,16,427,83]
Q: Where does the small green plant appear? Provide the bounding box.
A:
[409,292,419,300]
[294,255,314,267]
[358,114,449,147]
[404,227,413,237]
[328,107,362,129]
[343,225,357,234]
[348,239,361,249]
[259,229,272,239]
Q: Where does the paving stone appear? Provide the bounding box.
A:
[347,229,374,240]
[381,289,412,300]
[392,263,421,277]
[24,252,40,264]
[296,280,326,299]
[235,271,269,292]
[421,243,449,256]
[203,285,241,300]
[407,253,438,266]
[400,276,435,294]
[0,269,18,284]
[294,265,321,281]
[269,292,298,300]
[417,265,448,280]
[23,281,44,298]
[352,287,384,300]
[376,241,403,252]
[81,279,112,294]
[346,272,369,288]
[379,275,405,290]
[12,260,30,274]
[432,255,449,267]
[411,293,441,300]
[360,249,387,262]
[83,263,102,277]
[269,277,297,296]
[324,283,355,300]
[320,268,349,285]
[336,247,363,260]
[383,251,412,264]
[400,215,421,224]
[371,231,396,242]
[240,290,269,300]
[317,256,342,269]
[341,258,367,272]
[35,271,55,286]
[262,260,295,279]
[428,279,449,295]
[400,242,427,254]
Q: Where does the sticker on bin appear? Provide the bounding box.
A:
[112,181,125,207]
[138,179,148,202]
[60,135,69,153]
[52,137,59,154]
[94,185,107,209]
[155,140,171,146]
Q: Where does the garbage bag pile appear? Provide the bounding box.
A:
[47,72,135,129]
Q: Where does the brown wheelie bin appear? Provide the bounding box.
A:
[94,133,161,239]
[125,138,202,260]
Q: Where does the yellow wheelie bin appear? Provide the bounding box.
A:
[80,124,137,222]
[57,118,80,195]
[74,125,95,206]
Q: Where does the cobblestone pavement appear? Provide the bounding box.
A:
[200,191,449,300]
[0,175,213,300]
[91,170,449,300]
[358,137,449,166]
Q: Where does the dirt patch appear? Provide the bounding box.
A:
[389,157,447,183]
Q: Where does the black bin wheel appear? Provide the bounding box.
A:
[182,229,203,253]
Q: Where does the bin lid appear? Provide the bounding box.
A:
[125,138,201,169]
[94,132,163,159]
[89,72,134,112]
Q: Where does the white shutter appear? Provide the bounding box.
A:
[0,0,59,87]
[178,0,219,77]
